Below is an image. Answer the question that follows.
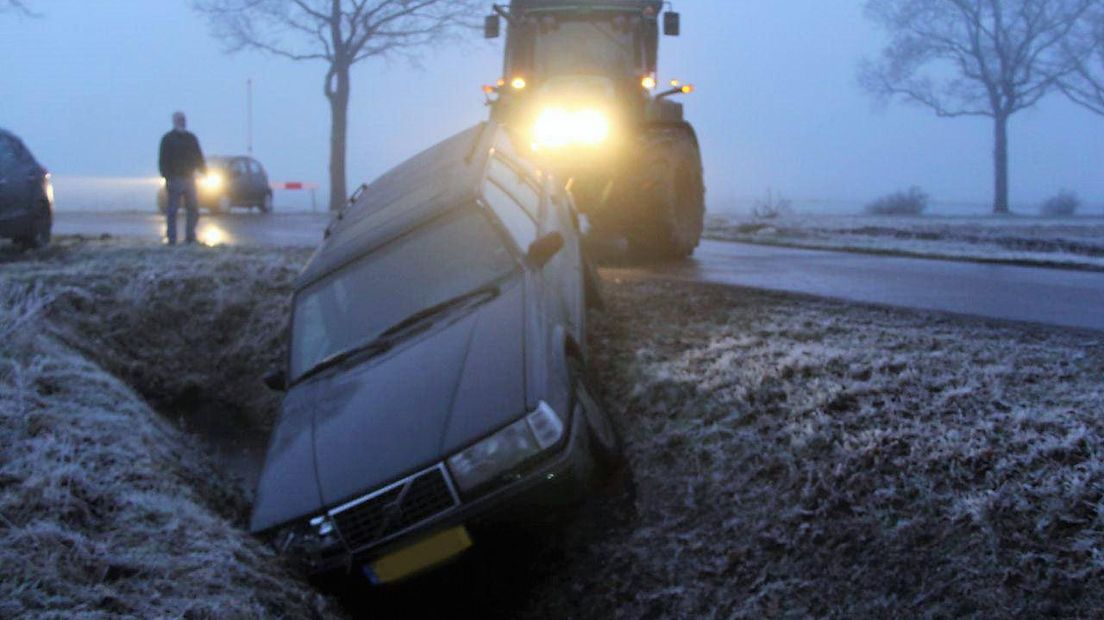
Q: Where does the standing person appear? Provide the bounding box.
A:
[158,112,206,245]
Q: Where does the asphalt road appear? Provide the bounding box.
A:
[648,240,1104,332]
[54,211,1104,332]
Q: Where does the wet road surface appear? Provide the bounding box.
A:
[644,240,1104,332]
[54,211,1104,332]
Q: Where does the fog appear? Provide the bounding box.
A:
[2,0,1102,214]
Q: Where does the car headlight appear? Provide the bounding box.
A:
[447,402,565,493]
[271,514,343,560]
[532,107,611,150]
[200,172,224,192]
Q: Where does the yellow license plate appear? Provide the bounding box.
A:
[366,526,473,584]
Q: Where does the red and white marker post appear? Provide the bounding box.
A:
[271,181,321,211]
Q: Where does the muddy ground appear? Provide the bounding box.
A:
[2,237,1102,618]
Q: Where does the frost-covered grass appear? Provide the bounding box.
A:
[705,213,1104,270]
[518,274,1104,618]
[0,241,342,618]
[4,237,1102,618]
[1,236,312,429]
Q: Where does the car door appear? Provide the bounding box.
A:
[541,178,585,343]
[249,159,268,201]
[0,135,16,210]
[484,154,580,339]
[0,135,31,212]
[229,158,250,205]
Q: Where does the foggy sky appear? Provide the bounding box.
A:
[2,0,1102,213]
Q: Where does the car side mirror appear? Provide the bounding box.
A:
[264,367,287,392]
[484,14,501,38]
[527,232,564,268]
[663,12,680,36]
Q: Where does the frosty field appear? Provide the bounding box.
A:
[705,213,1104,271]
[1,237,1101,618]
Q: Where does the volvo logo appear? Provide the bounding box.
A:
[372,480,412,539]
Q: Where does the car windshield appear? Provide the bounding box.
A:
[532,18,638,77]
[289,207,517,381]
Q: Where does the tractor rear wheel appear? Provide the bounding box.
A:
[626,130,705,260]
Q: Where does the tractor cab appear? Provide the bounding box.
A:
[485,1,683,151]
[483,0,705,260]
[488,0,676,87]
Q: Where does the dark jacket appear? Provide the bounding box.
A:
[159,130,206,179]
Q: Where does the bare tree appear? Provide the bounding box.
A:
[860,0,1100,214]
[194,0,477,211]
[0,0,35,15]
[1060,9,1104,113]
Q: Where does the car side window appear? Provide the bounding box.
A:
[488,156,541,221]
[232,160,248,177]
[483,179,538,252]
[249,160,263,176]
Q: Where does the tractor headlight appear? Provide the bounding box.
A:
[446,402,565,493]
[200,172,224,192]
[532,107,611,150]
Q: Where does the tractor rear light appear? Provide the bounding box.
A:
[641,75,657,90]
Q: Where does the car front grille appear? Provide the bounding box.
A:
[329,464,460,553]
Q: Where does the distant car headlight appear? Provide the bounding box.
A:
[447,402,565,493]
[200,172,224,192]
[532,107,611,150]
[271,514,343,560]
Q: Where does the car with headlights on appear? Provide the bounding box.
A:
[251,122,619,585]
[157,155,273,214]
[0,128,53,250]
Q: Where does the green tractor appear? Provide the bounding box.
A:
[483,0,704,259]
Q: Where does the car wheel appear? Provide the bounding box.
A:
[15,202,51,250]
[260,192,274,214]
[569,359,624,471]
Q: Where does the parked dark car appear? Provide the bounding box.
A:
[251,122,618,585]
[0,129,53,250]
[157,155,273,214]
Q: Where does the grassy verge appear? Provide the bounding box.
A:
[523,272,1104,618]
[705,214,1104,272]
[3,238,1101,617]
[0,237,341,618]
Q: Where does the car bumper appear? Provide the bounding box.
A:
[297,404,596,578]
